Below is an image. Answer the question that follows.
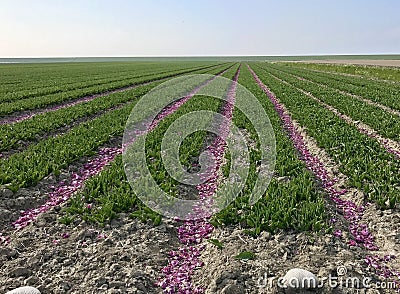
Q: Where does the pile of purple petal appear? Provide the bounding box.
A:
[159,246,206,294]
[159,68,240,293]
[365,255,400,291]
[12,147,121,231]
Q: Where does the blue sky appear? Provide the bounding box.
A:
[1,0,399,57]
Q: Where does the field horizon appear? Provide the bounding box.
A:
[1,54,400,64]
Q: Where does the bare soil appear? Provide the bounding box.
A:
[294,60,400,68]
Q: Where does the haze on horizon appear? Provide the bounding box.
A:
[1,0,399,58]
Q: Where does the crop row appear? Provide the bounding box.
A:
[0,64,235,192]
[0,62,156,87]
[0,64,160,101]
[0,64,229,125]
[247,65,400,287]
[0,63,225,117]
[0,62,219,95]
[0,62,225,103]
[264,65,400,142]
[0,64,231,156]
[262,65,400,158]
[9,68,235,234]
[56,66,240,294]
[282,62,400,83]
[277,67,400,118]
[272,63,400,112]
[251,63,400,208]
[0,101,133,191]
[58,63,328,238]
[159,66,241,293]
[0,83,153,155]
[210,65,327,235]
[2,61,398,292]
[59,65,239,226]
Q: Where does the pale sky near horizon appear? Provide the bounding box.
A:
[1,0,399,57]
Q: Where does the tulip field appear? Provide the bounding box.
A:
[0,61,399,293]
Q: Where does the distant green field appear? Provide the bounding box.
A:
[1,54,400,63]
